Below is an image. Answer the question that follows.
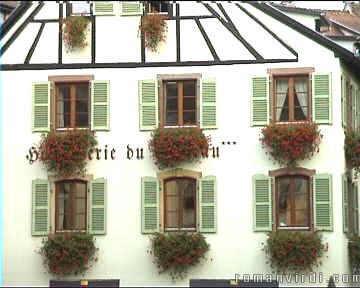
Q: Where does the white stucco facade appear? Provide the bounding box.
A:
[2,1,360,287]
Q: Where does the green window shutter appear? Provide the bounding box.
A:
[342,76,347,128]
[89,178,106,235]
[201,79,217,129]
[199,176,217,233]
[357,88,360,131]
[32,82,50,132]
[91,80,110,131]
[141,177,160,234]
[253,174,272,231]
[32,179,50,236]
[354,184,359,235]
[120,1,143,16]
[342,174,349,233]
[313,174,333,231]
[139,80,158,131]
[251,76,268,126]
[312,73,332,124]
[93,1,115,15]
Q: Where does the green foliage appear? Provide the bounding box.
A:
[148,127,210,169]
[63,16,89,51]
[39,233,98,276]
[264,230,325,273]
[149,232,210,280]
[344,130,360,176]
[260,122,322,167]
[38,130,97,177]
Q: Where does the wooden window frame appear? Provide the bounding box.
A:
[48,75,94,131]
[158,74,201,128]
[55,179,87,233]
[157,169,201,232]
[269,167,315,231]
[267,68,314,124]
[164,177,197,231]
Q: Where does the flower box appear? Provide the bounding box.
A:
[149,232,210,280]
[148,127,210,169]
[39,233,98,276]
[38,130,97,177]
[260,122,322,167]
[263,230,325,273]
[63,16,90,52]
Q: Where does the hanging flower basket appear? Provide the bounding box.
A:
[38,130,97,177]
[260,122,322,167]
[39,233,98,276]
[63,16,89,51]
[148,232,210,280]
[349,236,360,274]
[263,230,325,274]
[344,130,360,175]
[148,127,210,169]
[139,13,168,52]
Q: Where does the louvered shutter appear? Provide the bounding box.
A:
[32,179,50,236]
[32,82,50,132]
[141,177,160,234]
[253,174,272,231]
[354,184,359,235]
[251,76,268,126]
[91,80,110,131]
[343,174,349,233]
[199,176,217,233]
[120,2,143,16]
[89,178,106,235]
[342,76,347,128]
[93,1,115,15]
[357,88,360,131]
[313,174,333,231]
[139,80,158,131]
[312,73,332,124]
[201,79,217,129]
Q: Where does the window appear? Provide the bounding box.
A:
[67,1,91,16]
[144,1,170,14]
[276,175,310,228]
[55,180,87,232]
[274,75,310,122]
[55,82,90,129]
[164,177,196,231]
[343,174,359,235]
[163,80,197,126]
[141,171,216,234]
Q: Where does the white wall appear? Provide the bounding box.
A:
[2,1,356,287]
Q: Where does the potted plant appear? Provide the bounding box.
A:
[63,16,89,51]
[263,230,325,274]
[39,232,98,276]
[38,129,97,177]
[148,232,210,280]
[344,129,360,176]
[148,127,210,169]
[139,12,168,52]
[260,122,322,167]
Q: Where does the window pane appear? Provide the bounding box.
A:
[276,79,289,122]
[278,177,290,227]
[76,113,88,127]
[74,214,86,230]
[183,111,196,125]
[294,78,308,121]
[57,182,71,230]
[183,81,196,96]
[71,1,90,14]
[294,177,308,226]
[57,86,71,128]
[75,84,89,127]
[184,97,196,110]
[165,82,178,125]
[182,179,196,228]
[165,180,179,228]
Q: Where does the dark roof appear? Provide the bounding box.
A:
[0,1,31,39]
[269,3,332,16]
[325,11,360,36]
[251,2,360,79]
[0,1,18,12]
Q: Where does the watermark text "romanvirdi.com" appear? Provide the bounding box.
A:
[234,273,360,283]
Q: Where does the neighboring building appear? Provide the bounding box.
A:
[0,1,18,25]
[270,2,360,54]
[1,1,360,287]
